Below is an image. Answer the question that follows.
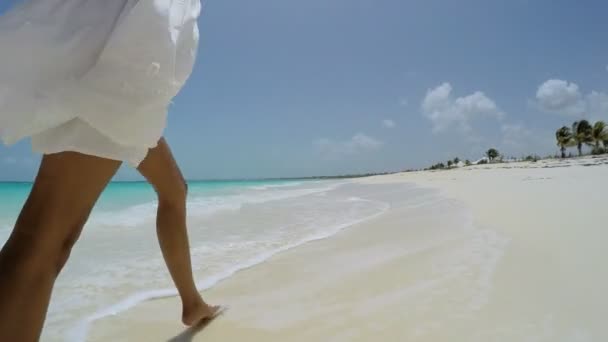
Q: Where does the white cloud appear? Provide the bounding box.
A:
[315,133,383,157]
[351,134,383,149]
[535,79,585,116]
[382,119,396,128]
[421,82,504,133]
[535,79,608,119]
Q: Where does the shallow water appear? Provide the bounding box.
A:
[0,179,394,341]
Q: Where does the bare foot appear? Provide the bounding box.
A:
[182,298,221,326]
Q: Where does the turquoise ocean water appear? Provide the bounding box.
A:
[0,180,302,215]
[0,180,310,230]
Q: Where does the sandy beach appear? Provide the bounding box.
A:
[89,156,608,342]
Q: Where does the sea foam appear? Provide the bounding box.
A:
[68,191,390,342]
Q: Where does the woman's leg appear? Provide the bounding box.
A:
[0,152,121,342]
[137,138,218,326]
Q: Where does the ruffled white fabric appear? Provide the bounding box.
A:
[0,0,201,166]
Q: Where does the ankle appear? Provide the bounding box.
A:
[181,292,205,307]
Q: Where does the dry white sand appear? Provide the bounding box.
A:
[89,156,608,342]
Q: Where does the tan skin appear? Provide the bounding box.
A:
[0,138,218,341]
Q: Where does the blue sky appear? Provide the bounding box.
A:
[1,0,607,180]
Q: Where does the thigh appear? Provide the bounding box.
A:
[12,151,121,246]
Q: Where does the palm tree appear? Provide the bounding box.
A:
[453,157,460,165]
[555,126,573,158]
[486,148,499,162]
[591,121,608,150]
[447,160,453,168]
[572,120,593,156]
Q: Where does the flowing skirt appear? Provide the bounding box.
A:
[0,0,201,166]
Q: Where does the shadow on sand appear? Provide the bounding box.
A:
[168,307,227,342]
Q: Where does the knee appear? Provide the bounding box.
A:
[54,226,82,273]
[157,180,188,209]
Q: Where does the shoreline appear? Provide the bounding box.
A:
[71,193,390,342]
[88,158,608,341]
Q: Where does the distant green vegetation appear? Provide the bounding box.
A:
[555,120,608,157]
[425,119,608,171]
[427,147,500,170]
[486,148,499,162]
[524,155,541,162]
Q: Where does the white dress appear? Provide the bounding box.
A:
[0,0,201,166]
